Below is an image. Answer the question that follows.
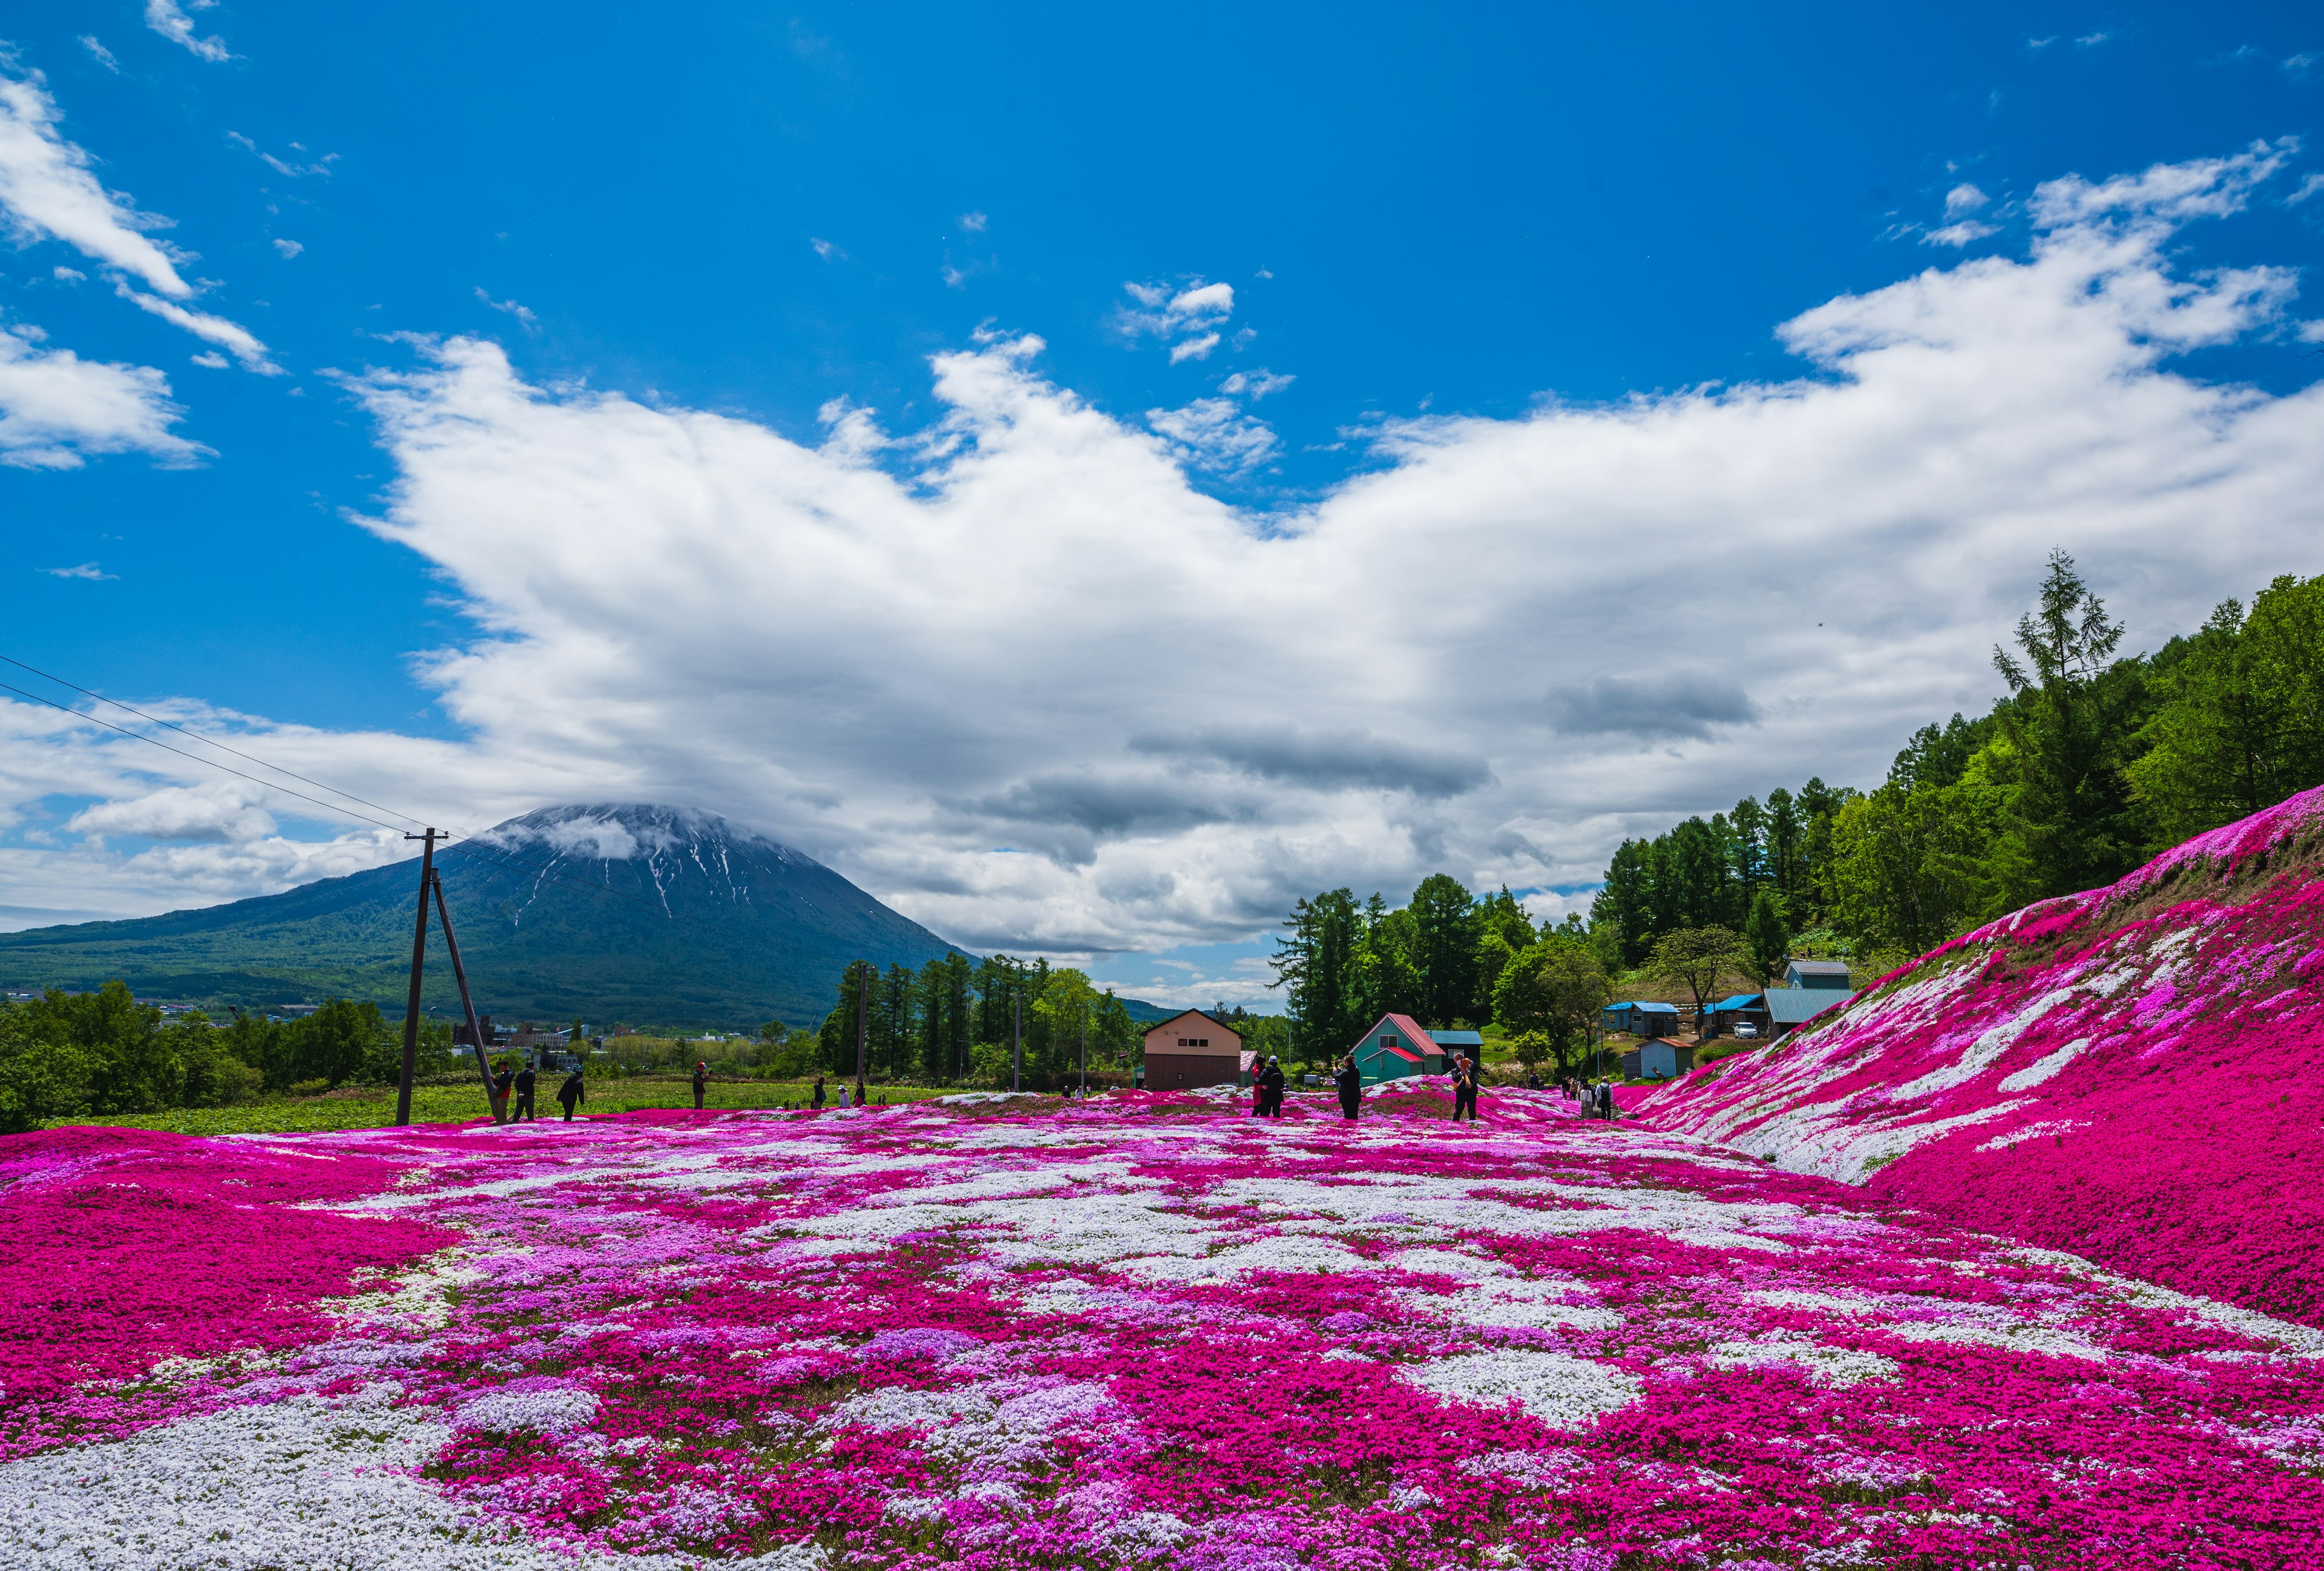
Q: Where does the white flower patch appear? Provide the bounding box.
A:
[1382,1247,1517,1279]
[1115,1234,1374,1284]
[1400,1276,1621,1333]
[0,1386,822,1571]
[1975,1118,2089,1153]
[2000,1246,2324,1356]
[1456,1449,1587,1488]
[1998,1038,2092,1094]
[456,1383,602,1434]
[826,1377,1123,1465]
[1704,1338,1899,1388]
[1397,1350,1642,1432]
[327,1248,485,1333]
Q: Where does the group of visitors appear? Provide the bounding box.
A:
[1249,1056,1288,1116]
[1560,1076,1617,1120]
[490,1060,588,1122]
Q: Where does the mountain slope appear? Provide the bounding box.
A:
[1636,784,2324,1323]
[0,805,963,1028]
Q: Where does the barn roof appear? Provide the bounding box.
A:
[1712,993,1765,1011]
[1767,989,1845,1025]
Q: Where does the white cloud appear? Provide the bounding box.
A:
[77,36,121,73]
[810,237,843,260]
[0,323,202,469]
[960,211,988,232]
[1118,278,1237,361]
[1923,220,1997,247]
[228,131,336,178]
[2286,53,2319,79]
[1944,183,1989,217]
[145,0,234,62]
[114,281,278,372]
[70,782,275,844]
[2076,31,2112,47]
[272,237,302,258]
[0,64,195,297]
[1146,396,1279,474]
[2291,173,2324,206]
[474,287,539,329]
[190,350,227,367]
[52,265,82,282]
[1219,369,1295,399]
[10,146,2324,955]
[41,562,117,580]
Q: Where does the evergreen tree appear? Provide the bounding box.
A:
[1408,873,1479,1026]
[1742,887,1790,986]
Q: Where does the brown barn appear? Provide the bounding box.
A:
[1141,1009,1243,1092]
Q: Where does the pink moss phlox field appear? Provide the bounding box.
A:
[0,1126,451,1459]
[1636,784,2324,1323]
[10,1092,2324,1569]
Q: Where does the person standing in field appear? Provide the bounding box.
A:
[837,1082,852,1109]
[1260,1057,1285,1117]
[1334,1055,1362,1121]
[812,1076,826,1109]
[491,1061,514,1118]
[512,1061,537,1122]
[856,1077,868,1110]
[692,1060,709,1110]
[1449,1054,1477,1123]
[556,1064,586,1121]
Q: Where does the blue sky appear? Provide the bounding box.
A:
[4,2,2323,1010]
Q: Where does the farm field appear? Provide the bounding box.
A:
[5,1085,2322,1570]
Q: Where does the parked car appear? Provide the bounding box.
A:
[1735,1023,1758,1040]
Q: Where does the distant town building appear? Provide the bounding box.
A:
[1141,1009,1243,1092]
[1785,959,1853,991]
[1350,1013,1447,1083]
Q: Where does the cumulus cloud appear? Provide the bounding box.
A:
[1219,368,1294,399]
[145,0,234,62]
[0,323,202,468]
[69,783,276,844]
[272,237,302,258]
[1118,278,1236,361]
[1146,396,1278,474]
[1923,221,1997,247]
[7,145,2324,957]
[1944,183,1990,217]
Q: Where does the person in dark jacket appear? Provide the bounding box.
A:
[491,1062,514,1117]
[1261,1057,1285,1117]
[692,1061,709,1110]
[1450,1055,1479,1123]
[1333,1055,1362,1120]
[812,1076,826,1109]
[512,1062,537,1122]
[556,1066,586,1121]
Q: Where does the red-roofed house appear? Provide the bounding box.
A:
[1350,1013,1449,1084]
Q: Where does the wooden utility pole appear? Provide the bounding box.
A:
[393,829,439,1127]
[430,870,508,1125]
[856,968,869,1087]
[1011,992,1022,1093]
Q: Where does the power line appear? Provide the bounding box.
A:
[0,654,428,831]
[0,666,727,931]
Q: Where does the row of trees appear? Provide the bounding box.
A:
[1606,557,2324,962]
[812,952,1141,1088]
[1270,875,1595,1049]
[0,983,399,1132]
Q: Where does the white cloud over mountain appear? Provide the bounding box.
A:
[7,146,2323,960]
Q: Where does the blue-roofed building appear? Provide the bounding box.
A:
[1767,988,1846,1032]
[1600,1000,1681,1038]
[1431,1029,1485,1061]
[1709,992,1771,1036]
[1785,959,1854,991]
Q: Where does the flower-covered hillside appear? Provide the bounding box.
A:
[1636,784,2324,1323]
[8,1096,2324,1569]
